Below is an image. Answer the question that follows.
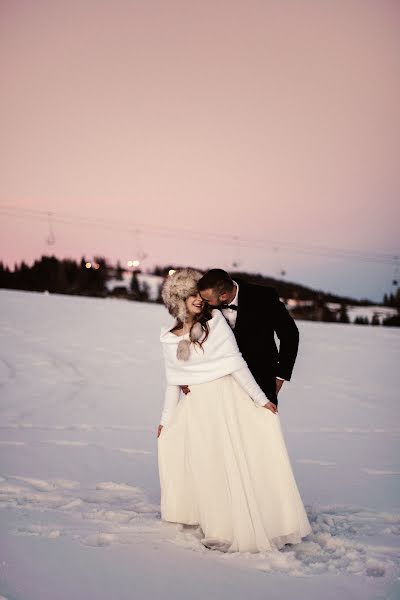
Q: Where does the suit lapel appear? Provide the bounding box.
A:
[233,278,250,339]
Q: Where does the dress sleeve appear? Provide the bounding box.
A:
[231,366,269,407]
[160,385,181,426]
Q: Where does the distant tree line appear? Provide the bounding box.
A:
[383,291,400,308]
[0,255,108,297]
[1,256,399,326]
[381,289,400,327]
[153,265,373,307]
[0,255,161,303]
[152,265,399,326]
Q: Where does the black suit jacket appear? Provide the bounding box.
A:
[231,277,299,406]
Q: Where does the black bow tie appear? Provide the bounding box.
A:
[217,304,238,311]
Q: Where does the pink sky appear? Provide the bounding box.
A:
[0,0,399,301]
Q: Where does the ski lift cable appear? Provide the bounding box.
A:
[0,204,395,260]
[0,207,395,265]
[0,205,397,266]
[0,205,395,264]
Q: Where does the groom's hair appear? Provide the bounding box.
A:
[198,269,234,296]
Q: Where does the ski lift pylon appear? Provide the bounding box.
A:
[46,212,55,245]
[232,235,241,269]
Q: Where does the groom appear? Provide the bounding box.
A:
[181,268,299,408]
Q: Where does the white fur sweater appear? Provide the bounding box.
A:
[159,309,270,425]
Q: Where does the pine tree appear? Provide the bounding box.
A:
[371,313,380,326]
[140,281,150,302]
[130,272,140,299]
[339,303,350,323]
[116,261,124,281]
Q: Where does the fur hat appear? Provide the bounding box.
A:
[161,268,206,361]
[161,267,204,323]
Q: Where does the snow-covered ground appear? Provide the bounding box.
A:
[0,289,399,600]
[346,304,397,324]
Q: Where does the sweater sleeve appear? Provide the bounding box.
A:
[160,385,181,426]
[231,366,269,407]
[213,310,270,406]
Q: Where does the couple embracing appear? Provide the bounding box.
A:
[157,268,312,553]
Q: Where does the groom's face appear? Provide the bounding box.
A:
[199,288,229,307]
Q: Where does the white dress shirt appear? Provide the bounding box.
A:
[221,280,285,381]
[220,279,240,328]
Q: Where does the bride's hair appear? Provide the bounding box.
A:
[173,302,213,352]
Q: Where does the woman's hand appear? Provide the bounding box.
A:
[157,424,163,438]
[263,401,278,414]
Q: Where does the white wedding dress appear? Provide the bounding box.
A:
[157,311,312,553]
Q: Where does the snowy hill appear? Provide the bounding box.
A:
[0,289,399,600]
[324,302,397,323]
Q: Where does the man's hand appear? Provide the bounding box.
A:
[180,385,191,395]
[276,378,284,395]
[157,424,163,438]
[263,401,278,414]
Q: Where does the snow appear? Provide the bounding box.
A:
[287,299,397,324]
[346,304,397,324]
[0,288,399,600]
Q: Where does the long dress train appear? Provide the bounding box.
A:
[157,373,312,553]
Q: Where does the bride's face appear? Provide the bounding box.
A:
[185,293,205,317]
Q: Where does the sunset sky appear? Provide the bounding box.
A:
[0,0,399,301]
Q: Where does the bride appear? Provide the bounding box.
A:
[157,268,312,553]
